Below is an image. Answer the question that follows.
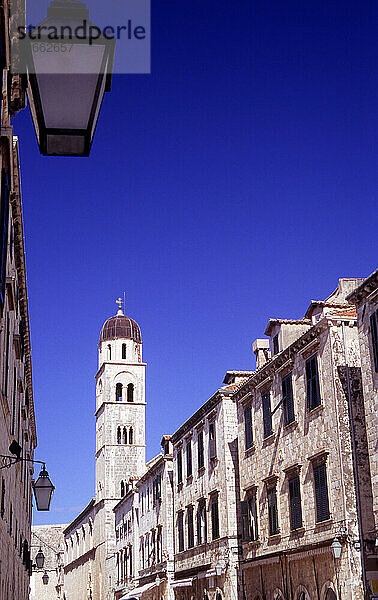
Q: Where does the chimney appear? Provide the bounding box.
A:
[252,339,270,369]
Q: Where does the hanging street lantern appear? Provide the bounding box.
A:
[331,538,343,560]
[33,465,55,511]
[42,571,49,585]
[24,0,115,156]
[35,547,45,569]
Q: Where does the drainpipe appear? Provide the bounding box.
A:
[341,322,369,599]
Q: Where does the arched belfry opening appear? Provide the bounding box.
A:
[129,428,133,445]
[122,344,126,359]
[116,383,123,402]
[127,383,134,403]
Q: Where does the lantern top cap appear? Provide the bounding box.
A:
[47,0,89,20]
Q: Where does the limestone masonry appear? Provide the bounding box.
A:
[41,271,377,600]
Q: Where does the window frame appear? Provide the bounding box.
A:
[177,448,183,485]
[187,505,194,548]
[186,438,193,478]
[241,491,258,542]
[370,309,378,372]
[177,511,184,552]
[209,420,217,460]
[197,429,204,470]
[210,494,220,540]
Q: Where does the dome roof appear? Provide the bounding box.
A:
[100,314,142,343]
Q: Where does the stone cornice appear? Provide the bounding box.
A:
[10,140,37,447]
[346,269,378,305]
[64,498,95,535]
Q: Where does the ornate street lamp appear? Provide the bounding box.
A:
[331,538,343,560]
[35,547,45,569]
[33,465,55,511]
[25,0,115,156]
[42,571,49,585]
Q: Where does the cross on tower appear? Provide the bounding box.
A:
[116,297,123,311]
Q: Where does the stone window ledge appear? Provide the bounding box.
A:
[283,420,298,432]
[308,404,324,416]
[244,445,255,457]
[262,432,275,445]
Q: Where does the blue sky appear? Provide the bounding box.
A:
[13,0,376,525]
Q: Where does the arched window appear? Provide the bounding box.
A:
[117,427,121,444]
[325,591,337,600]
[116,383,123,402]
[121,481,125,497]
[122,344,126,359]
[107,344,112,360]
[297,594,305,600]
[127,383,134,402]
[129,428,133,445]
[123,427,127,445]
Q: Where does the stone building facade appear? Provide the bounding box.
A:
[170,377,250,600]
[113,438,174,600]
[0,1,37,593]
[63,305,147,600]
[233,278,375,600]
[347,269,378,595]
[30,524,67,600]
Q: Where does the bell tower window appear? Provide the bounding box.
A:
[122,344,126,359]
[123,427,127,445]
[117,427,121,444]
[107,345,112,360]
[120,481,125,497]
[129,428,133,445]
[127,384,134,403]
[116,383,123,402]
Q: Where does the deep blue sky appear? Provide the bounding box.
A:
[13,0,376,525]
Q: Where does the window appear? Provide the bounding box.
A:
[306,354,321,410]
[187,506,194,548]
[120,481,125,497]
[262,392,273,438]
[127,383,134,402]
[107,344,112,360]
[370,310,378,372]
[267,486,279,535]
[177,512,184,552]
[122,344,127,359]
[116,383,123,402]
[197,430,204,470]
[209,421,217,460]
[129,428,133,445]
[123,427,127,444]
[273,334,279,355]
[186,438,192,477]
[117,427,122,444]
[177,448,183,484]
[241,492,258,541]
[289,475,303,530]
[244,404,254,450]
[0,169,10,307]
[211,494,220,540]
[314,462,330,522]
[197,500,207,545]
[156,526,162,562]
[282,373,295,425]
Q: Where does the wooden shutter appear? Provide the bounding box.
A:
[370,311,378,372]
[177,449,183,484]
[244,405,253,449]
[241,500,249,541]
[209,421,217,460]
[267,487,279,535]
[248,494,258,541]
[0,170,9,308]
[211,496,220,539]
[306,355,321,410]
[186,440,192,477]
[262,392,273,438]
[289,476,302,530]
[282,373,295,424]
[314,463,330,522]
[197,430,204,469]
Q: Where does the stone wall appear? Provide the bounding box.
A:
[30,524,67,600]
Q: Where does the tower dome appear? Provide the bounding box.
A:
[99,304,142,343]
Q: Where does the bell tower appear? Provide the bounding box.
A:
[94,299,146,599]
[95,298,146,501]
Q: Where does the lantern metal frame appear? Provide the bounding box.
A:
[24,0,115,157]
[0,449,55,511]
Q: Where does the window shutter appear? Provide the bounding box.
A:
[197,430,204,469]
[241,500,248,541]
[314,463,330,522]
[177,449,183,484]
[0,170,10,308]
[306,355,321,410]
[267,488,279,535]
[282,373,295,424]
[262,392,273,438]
[244,405,253,449]
[211,496,220,539]
[289,476,302,530]
[209,422,217,460]
[370,311,378,372]
[248,495,258,541]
